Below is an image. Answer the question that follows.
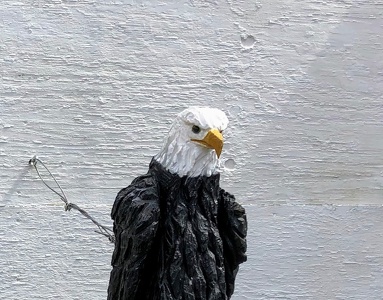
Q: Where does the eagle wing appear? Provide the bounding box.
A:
[218,189,248,298]
[107,173,160,300]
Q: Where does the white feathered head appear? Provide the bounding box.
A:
[154,107,229,177]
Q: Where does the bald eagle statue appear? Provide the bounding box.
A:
[108,107,247,300]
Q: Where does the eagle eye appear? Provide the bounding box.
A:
[192,125,201,134]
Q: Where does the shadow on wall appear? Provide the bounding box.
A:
[2,165,31,204]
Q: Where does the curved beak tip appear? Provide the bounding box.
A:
[192,128,223,158]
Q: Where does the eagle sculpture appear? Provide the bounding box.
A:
[108,107,247,300]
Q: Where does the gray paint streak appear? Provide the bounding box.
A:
[1,0,382,299]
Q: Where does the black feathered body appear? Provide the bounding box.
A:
[108,160,247,300]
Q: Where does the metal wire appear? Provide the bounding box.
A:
[29,156,115,243]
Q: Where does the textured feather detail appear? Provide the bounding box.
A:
[107,160,247,300]
[155,107,228,177]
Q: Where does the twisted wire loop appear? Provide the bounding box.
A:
[29,156,115,243]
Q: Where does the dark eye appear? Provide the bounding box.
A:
[192,125,201,134]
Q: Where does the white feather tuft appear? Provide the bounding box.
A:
[154,107,229,177]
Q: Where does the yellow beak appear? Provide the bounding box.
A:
[191,128,224,158]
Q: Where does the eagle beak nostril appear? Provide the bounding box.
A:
[191,128,224,158]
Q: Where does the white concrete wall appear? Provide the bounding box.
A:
[1,0,382,299]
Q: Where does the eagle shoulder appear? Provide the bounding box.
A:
[108,172,160,300]
[218,188,248,298]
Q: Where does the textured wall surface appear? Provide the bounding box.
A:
[1,0,382,299]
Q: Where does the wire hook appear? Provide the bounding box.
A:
[29,156,115,243]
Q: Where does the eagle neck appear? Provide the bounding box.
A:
[149,158,220,191]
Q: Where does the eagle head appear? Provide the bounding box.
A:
[154,107,229,177]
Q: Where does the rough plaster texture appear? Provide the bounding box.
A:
[1,0,382,299]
